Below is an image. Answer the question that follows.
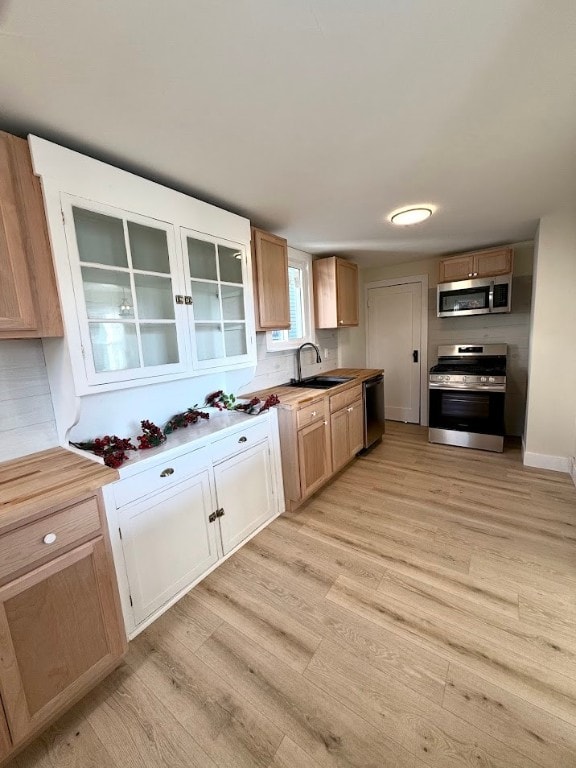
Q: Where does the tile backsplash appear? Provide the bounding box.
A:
[238,329,340,395]
[0,340,58,461]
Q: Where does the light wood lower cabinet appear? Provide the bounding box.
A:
[331,398,364,473]
[0,493,126,761]
[298,418,332,497]
[278,384,366,509]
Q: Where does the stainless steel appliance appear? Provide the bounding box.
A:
[437,275,512,318]
[363,373,385,450]
[428,344,506,452]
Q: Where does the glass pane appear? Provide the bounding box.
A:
[224,323,247,357]
[218,245,243,283]
[187,237,217,280]
[191,281,221,321]
[221,285,245,320]
[195,323,224,361]
[288,266,304,339]
[128,222,170,273]
[73,207,128,268]
[141,324,179,366]
[81,267,134,320]
[88,322,140,372]
[134,274,174,319]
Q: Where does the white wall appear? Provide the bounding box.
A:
[524,208,576,472]
[340,243,533,435]
[0,340,58,461]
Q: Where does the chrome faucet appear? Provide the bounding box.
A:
[295,342,321,382]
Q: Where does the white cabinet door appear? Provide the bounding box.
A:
[181,229,255,371]
[214,440,275,555]
[119,469,218,625]
[61,194,190,389]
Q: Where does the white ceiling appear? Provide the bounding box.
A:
[2,0,576,266]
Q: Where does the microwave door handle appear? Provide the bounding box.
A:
[488,281,494,312]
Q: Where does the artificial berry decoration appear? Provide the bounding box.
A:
[71,435,137,468]
[137,420,167,450]
[234,393,280,415]
[164,407,210,434]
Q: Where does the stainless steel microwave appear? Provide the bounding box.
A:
[437,275,512,318]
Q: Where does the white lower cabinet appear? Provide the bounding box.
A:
[214,442,274,555]
[119,469,218,626]
[106,413,283,637]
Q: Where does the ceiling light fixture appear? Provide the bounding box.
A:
[390,207,433,226]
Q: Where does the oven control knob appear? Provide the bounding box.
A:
[444,376,450,381]
[489,376,495,383]
[480,376,487,382]
[462,376,467,382]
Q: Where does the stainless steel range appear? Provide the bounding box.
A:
[428,344,507,452]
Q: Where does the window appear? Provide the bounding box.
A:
[266,249,314,351]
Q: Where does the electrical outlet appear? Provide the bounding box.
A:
[323,348,330,358]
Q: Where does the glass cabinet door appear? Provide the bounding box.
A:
[63,198,187,384]
[183,231,252,367]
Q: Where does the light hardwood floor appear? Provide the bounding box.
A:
[10,423,576,768]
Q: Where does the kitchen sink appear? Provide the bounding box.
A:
[286,375,354,389]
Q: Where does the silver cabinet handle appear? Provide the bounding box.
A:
[43,533,57,545]
[160,467,174,477]
[238,436,247,443]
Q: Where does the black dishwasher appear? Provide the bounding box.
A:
[362,373,385,450]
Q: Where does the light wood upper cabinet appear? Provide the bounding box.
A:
[0,132,62,339]
[438,247,513,283]
[313,256,359,328]
[0,493,126,753]
[251,227,290,330]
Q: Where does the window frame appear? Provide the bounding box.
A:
[266,248,315,352]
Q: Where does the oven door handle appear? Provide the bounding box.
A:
[429,384,506,393]
[488,280,495,312]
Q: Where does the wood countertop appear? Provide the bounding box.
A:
[0,447,118,534]
[244,368,383,409]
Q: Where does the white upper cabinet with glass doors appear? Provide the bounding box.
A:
[30,136,255,395]
[62,195,189,386]
[58,195,254,391]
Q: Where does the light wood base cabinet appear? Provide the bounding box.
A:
[0,492,126,766]
[279,383,365,510]
[331,398,364,473]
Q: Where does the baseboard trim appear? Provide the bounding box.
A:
[523,450,571,473]
[571,457,576,488]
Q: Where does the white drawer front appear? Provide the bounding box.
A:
[113,448,208,508]
[210,419,269,464]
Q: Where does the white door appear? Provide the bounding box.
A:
[367,282,422,423]
[214,441,275,555]
[119,470,218,625]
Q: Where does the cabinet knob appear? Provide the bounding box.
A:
[474,272,478,277]
[339,320,344,325]
[468,273,473,277]
[311,411,317,417]
[160,467,175,477]
[347,406,353,412]
[238,436,248,443]
[323,420,328,425]
[175,295,185,304]
[43,533,57,545]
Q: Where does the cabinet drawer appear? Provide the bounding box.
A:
[330,384,362,413]
[211,420,269,464]
[0,497,101,582]
[113,448,208,508]
[296,399,327,430]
